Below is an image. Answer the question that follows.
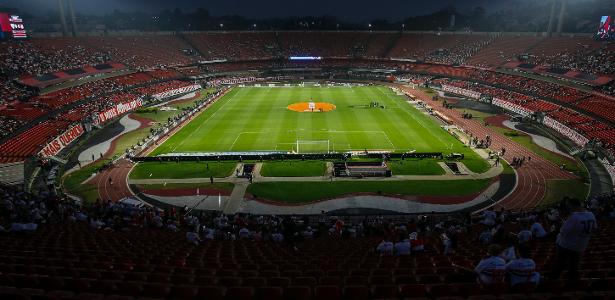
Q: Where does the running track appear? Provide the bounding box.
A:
[90,159,135,202]
[397,85,577,210]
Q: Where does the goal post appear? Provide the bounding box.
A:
[295,140,330,154]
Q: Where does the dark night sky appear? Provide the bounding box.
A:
[2,0,513,21]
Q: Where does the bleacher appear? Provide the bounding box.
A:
[0,216,613,300]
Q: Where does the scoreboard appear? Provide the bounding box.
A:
[596,16,615,41]
[0,13,27,39]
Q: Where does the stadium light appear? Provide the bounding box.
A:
[368,23,372,28]
[219,23,224,28]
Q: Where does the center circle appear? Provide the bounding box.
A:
[287,102,336,112]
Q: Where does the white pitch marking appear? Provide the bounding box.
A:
[172,88,241,152]
[229,131,266,150]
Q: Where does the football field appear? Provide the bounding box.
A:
[150,85,481,161]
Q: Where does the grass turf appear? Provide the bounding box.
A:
[150,86,489,173]
[387,159,445,175]
[539,179,590,208]
[129,161,237,179]
[246,179,493,203]
[260,160,327,177]
[62,160,107,204]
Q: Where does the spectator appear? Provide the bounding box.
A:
[482,208,497,227]
[506,246,540,288]
[376,238,394,256]
[394,238,411,256]
[530,219,547,239]
[186,226,201,245]
[551,198,598,282]
[474,244,506,285]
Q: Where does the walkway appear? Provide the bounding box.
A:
[502,120,573,159]
[77,114,142,165]
[398,85,577,210]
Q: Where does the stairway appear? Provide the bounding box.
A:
[381,31,403,58]
[177,32,206,59]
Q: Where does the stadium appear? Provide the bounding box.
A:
[0,0,614,299]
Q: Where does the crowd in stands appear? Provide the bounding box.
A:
[431,77,615,154]
[0,39,110,77]
[0,80,33,106]
[1,33,615,163]
[0,116,25,140]
[524,44,615,76]
[1,174,614,299]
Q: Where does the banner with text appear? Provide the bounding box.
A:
[96,98,144,124]
[152,84,201,101]
[39,124,85,157]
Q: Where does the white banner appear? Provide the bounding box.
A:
[492,98,532,117]
[152,84,201,101]
[441,84,481,99]
[542,116,589,147]
[96,98,144,124]
[39,124,85,157]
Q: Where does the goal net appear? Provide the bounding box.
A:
[294,140,330,154]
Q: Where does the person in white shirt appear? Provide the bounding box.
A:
[479,229,493,245]
[302,226,314,239]
[500,243,517,263]
[376,238,394,256]
[10,222,25,232]
[238,227,250,239]
[271,232,284,243]
[530,221,547,239]
[482,208,497,227]
[152,214,163,228]
[552,198,597,282]
[203,227,215,240]
[474,244,506,285]
[506,246,540,287]
[394,239,411,256]
[547,209,560,223]
[186,226,201,246]
[166,221,179,232]
[517,228,532,244]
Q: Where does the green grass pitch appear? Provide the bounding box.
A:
[150,86,488,172]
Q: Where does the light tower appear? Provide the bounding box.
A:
[555,0,567,36]
[57,0,69,37]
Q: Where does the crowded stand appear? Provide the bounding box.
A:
[523,41,615,76]
[0,177,614,299]
[429,76,614,154]
[0,120,71,159]
[0,39,110,77]
[0,32,613,164]
[0,80,33,105]
[184,32,278,61]
[0,116,25,139]
[79,35,197,68]
[0,15,614,299]
[575,95,615,124]
[464,36,542,68]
